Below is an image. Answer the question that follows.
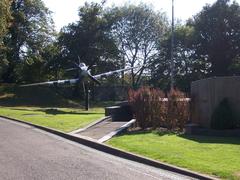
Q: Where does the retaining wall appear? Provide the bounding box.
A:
[191,76,240,128]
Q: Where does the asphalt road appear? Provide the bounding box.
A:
[0,117,195,180]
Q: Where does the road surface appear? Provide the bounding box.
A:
[0,117,195,180]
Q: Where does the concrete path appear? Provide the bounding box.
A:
[76,118,127,140]
[0,117,195,180]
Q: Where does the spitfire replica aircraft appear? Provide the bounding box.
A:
[21,60,140,110]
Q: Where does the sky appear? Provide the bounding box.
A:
[42,0,240,31]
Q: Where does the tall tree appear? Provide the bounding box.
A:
[109,4,167,87]
[152,25,209,92]
[190,0,240,76]
[2,0,55,83]
[0,0,12,43]
[58,2,119,75]
[0,0,12,78]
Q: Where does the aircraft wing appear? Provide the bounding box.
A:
[93,66,139,79]
[20,78,79,87]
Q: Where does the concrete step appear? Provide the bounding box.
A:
[105,105,133,121]
[75,118,135,142]
[77,119,126,139]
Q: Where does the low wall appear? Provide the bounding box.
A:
[92,86,129,101]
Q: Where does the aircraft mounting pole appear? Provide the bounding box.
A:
[85,83,90,111]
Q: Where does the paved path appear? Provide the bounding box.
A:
[0,117,195,180]
[77,119,127,140]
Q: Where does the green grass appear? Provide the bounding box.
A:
[0,106,104,132]
[107,131,240,179]
[0,84,115,133]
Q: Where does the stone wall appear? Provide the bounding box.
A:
[91,86,130,101]
[191,76,240,128]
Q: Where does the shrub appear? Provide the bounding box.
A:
[211,98,236,130]
[128,87,189,131]
[167,89,189,131]
[128,87,166,129]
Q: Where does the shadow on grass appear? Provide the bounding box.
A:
[118,129,240,145]
[38,108,103,115]
[8,108,103,115]
[178,134,240,145]
[0,95,79,108]
[118,129,173,137]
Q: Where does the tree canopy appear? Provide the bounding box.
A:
[1,0,55,82]
[109,4,168,87]
[190,0,240,76]
[0,0,12,75]
[0,0,12,43]
[1,0,240,92]
[58,2,119,75]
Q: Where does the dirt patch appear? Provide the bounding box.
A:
[234,171,240,178]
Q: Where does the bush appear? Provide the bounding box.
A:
[167,89,189,131]
[128,87,166,129]
[128,87,189,131]
[211,98,236,130]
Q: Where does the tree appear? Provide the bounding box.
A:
[109,4,167,87]
[0,0,11,43]
[2,0,55,83]
[58,2,120,75]
[153,0,240,91]
[190,0,240,76]
[41,43,62,80]
[0,0,12,78]
[152,25,210,92]
[19,43,62,83]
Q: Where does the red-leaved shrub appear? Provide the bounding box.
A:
[167,89,190,131]
[128,87,166,129]
[128,87,189,131]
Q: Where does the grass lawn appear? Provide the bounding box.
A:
[107,131,240,179]
[0,106,104,132]
[0,84,114,132]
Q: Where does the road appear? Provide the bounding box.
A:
[0,117,194,180]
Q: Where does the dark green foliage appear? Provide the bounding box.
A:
[152,0,240,91]
[152,23,211,92]
[152,25,205,92]
[1,0,240,92]
[189,0,240,76]
[1,0,55,83]
[58,2,120,76]
[211,98,237,130]
[0,0,11,42]
[0,0,12,78]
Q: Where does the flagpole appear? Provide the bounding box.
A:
[170,0,175,89]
